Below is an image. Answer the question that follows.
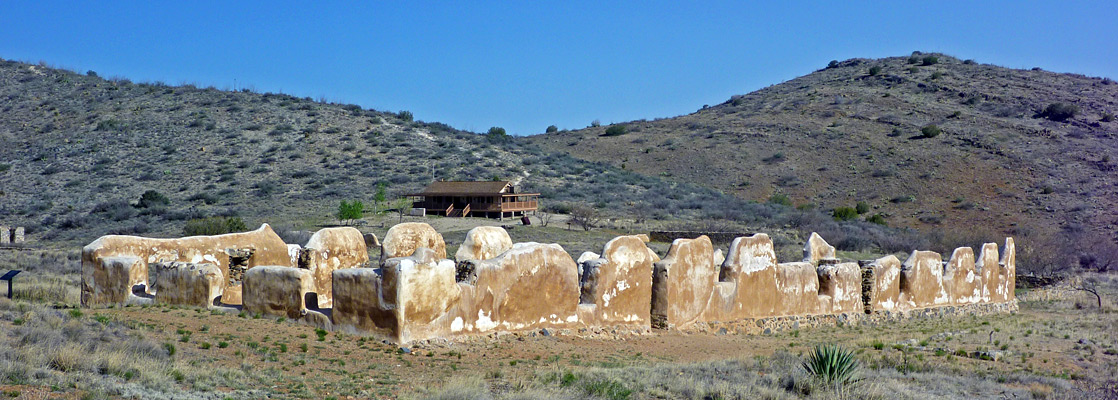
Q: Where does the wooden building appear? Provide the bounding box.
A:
[408,181,539,219]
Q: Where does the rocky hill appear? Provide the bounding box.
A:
[528,53,1118,272]
[0,58,756,245]
[2,58,906,255]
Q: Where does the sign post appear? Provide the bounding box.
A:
[0,270,21,299]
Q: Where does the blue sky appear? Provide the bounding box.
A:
[2,1,1115,135]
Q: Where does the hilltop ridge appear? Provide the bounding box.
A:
[528,53,1118,272]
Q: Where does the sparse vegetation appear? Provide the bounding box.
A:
[920,124,941,138]
[183,216,247,236]
[1038,102,1079,121]
[602,125,627,137]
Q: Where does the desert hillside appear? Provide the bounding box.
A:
[528,52,1118,272]
[0,58,795,246]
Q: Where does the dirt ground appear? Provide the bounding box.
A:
[27,287,1107,399]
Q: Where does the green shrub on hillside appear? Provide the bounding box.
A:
[855,202,870,214]
[768,194,793,207]
[832,207,858,221]
[866,214,887,226]
[546,125,559,133]
[827,60,839,69]
[921,124,942,138]
[868,66,882,76]
[183,216,247,236]
[137,190,169,208]
[1038,103,1079,122]
[398,110,413,122]
[921,56,939,66]
[602,125,627,137]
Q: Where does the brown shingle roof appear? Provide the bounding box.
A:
[411,181,513,195]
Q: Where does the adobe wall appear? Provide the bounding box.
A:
[149,262,224,308]
[454,226,512,262]
[650,232,1017,331]
[298,227,368,308]
[578,235,658,327]
[382,222,447,260]
[81,224,291,306]
[80,221,1017,345]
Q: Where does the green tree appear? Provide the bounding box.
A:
[392,197,412,223]
[373,183,387,214]
[337,200,364,225]
[545,125,559,133]
[486,126,509,142]
[398,110,413,122]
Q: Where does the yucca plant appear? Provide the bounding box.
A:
[802,344,861,387]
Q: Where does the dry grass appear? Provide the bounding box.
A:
[0,299,274,399]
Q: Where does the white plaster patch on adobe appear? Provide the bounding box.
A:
[476,309,497,331]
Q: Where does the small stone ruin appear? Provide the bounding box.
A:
[81,222,1018,344]
[0,226,26,245]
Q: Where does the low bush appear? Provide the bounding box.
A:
[832,207,859,221]
[136,190,169,208]
[602,125,627,137]
[868,66,882,76]
[921,124,942,138]
[1038,102,1079,121]
[183,216,247,236]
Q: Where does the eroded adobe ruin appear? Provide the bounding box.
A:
[81,222,1017,344]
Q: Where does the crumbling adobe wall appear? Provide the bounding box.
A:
[454,226,512,262]
[452,242,579,337]
[900,250,949,309]
[81,256,146,305]
[944,247,982,305]
[817,262,862,314]
[81,224,291,307]
[382,222,446,259]
[1000,238,1016,302]
[977,242,1001,303]
[578,235,658,327]
[243,266,317,319]
[651,235,717,329]
[861,255,902,312]
[298,227,368,308]
[149,262,224,308]
[334,242,583,343]
[81,220,1018,343]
